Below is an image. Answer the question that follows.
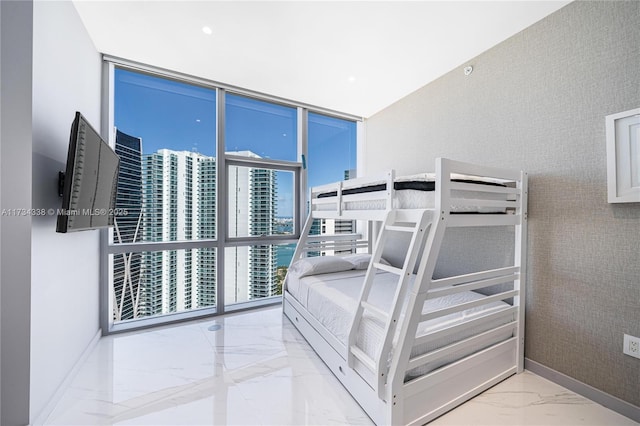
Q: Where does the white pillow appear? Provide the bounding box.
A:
[288,256,354,278]
[341,253,390,270]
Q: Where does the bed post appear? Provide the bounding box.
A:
[514,171,528,372]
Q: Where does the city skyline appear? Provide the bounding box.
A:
[113,131,281,321]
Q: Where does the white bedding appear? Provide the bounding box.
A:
[286,269,515,380]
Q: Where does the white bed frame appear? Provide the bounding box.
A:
[283,158,528,425]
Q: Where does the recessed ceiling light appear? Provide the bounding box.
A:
[348,76,356,82]
[202,26,213,35]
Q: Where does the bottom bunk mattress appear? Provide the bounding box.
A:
[286,267,515,380]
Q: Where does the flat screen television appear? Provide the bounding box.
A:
[56,112,120,233]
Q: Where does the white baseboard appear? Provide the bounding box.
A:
[525,358,639,423]
[30,329,102,426]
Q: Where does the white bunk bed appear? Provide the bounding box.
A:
[283,158,528,425]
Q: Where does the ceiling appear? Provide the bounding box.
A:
[73,1,570,118]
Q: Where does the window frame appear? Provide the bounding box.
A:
[100,57,360,335]
[224,153,303,245]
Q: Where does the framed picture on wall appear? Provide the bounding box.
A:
[606,107,640,203]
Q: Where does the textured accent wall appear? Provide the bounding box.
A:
[365,1,640,407]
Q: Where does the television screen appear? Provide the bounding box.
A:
[56,112,120,233]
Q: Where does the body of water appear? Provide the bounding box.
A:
[275,218,295,267]
[276,244,295,268]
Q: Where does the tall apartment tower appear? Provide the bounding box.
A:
[197,157,216,308]
[113,130,143,321]
[225,151,278,303]
[248,166,278,299]
[140,149,202,316]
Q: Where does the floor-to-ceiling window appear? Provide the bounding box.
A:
[104,62,358,332]
[109,68,218,325]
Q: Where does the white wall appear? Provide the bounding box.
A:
[30,1,102,421]
[1,2,33,424]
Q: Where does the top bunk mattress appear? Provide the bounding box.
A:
[314,173,512,213]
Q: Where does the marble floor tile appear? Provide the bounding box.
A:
[43,306,637,426]
[431,371,637,426]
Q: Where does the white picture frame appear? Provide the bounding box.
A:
[606,107,640,203]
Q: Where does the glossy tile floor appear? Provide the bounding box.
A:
[44,306,637,426]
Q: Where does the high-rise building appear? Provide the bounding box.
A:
[140,149,202,316]
[113,130,143,321]
[225,151,278,303]
[197,157,216,308]
[248,167,278,299]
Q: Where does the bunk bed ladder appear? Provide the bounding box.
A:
[347,208,433,399]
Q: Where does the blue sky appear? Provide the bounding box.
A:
[114,68,356,217]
